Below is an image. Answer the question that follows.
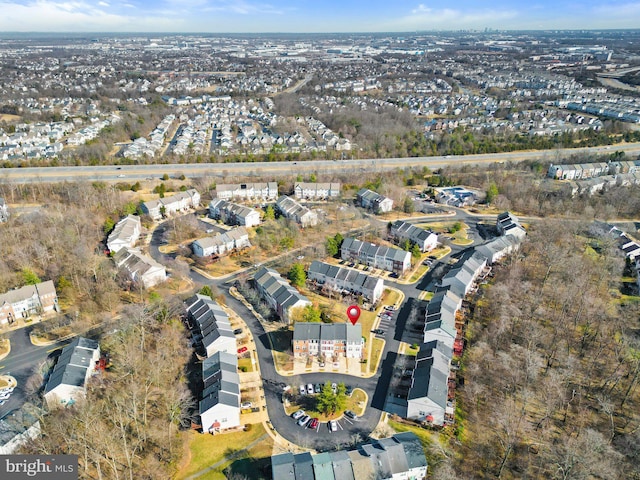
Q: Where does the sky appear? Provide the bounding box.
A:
[0,0,639,33]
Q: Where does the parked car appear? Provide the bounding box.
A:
[0,393,11,401]
[0,400,6,407]
[371,329,384,335]
[329,420,338,432]
[237,346,248,354]
[240,402,252,409]
[331,383,337,394]
[297,415,311,427]
[345,385,353,396]
[314,384,321,394]
[307,383,314,395]
[344,410,357,420]
[291,410,305,420]
[299,384,306,395]
[308,418,319,429]
[233,328,243,335]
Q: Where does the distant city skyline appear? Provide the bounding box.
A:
[0,1,639,33]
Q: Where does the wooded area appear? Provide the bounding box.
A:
[22,303,193,480]
[451,220,640,479]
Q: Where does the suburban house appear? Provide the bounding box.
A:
[405,340,454,426]
[191,227,251,258]
[341,237,412,275]
[271,432,427,480]
[356,188,394,213]
[208,199,261,227]
[43,337,100,408]
[199,351,241,434]
[293,182,341,200]
[113,248,167,288]
[292,322,364,359]
[185,294,236,357]
[496,211,526,240]
[307,260,384,304]
[276,196,318,228]
[0,197,8,222]
[141,189,200,220]
[0,280,58,326]
[215,182,278,201]
[253,267,311,323]
[390,220,438,252]
[106,214,141,253]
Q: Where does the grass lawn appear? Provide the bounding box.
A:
[419,291,434,301]
[0,377,9,389]
[0,339,9,357]
[382,289,401,307]
[408,263,429,283]
[238,357,254,373]
[175,424,269,480]
[268,330,293,372]
[369,337,385,374]
[388,418,445,468]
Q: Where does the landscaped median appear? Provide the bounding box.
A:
[283,385,368,422]
[0,338,10,360]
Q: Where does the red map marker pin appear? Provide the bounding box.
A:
[346,305,361,326]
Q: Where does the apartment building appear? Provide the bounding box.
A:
[208,199,261,227]
[356,188,394,213]
[254,267,311,324]
[292,322,363,359]
[215,182,278,201]
[293,182,341,199]
[276,196,318,228]
[341,237,411,275]
[0,280,58,325]
[390,220,438,252]
[106,214,141,253]
[141,189,200,220]
[307,260,384,304]
[191,227,251,258]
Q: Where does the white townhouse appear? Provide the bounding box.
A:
[276,196,318,228]
[112,248,167,288]
[356,188,394,214]
[215,182,278,201]
[308,260,384,304]
[253,267,311,324]
[405,340,453,426]
[43,337,100,409]
[341,237,412,275]
[476,234,522,265]
[293,182,341,200]
[209,199,261,227]
[0,281,58,325]
[292,322,363,359]
[191,227,251,258]
[390,220,438,252]
[440,251,487,299]
[496,211,526,240]
[141,189,200,220]
[185,294,236,357]
[106,214,141,253]
[199,351,241,433]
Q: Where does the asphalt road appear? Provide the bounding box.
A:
[1,143,639,184]
[0,327,69,419]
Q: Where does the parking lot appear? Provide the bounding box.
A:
[374,306,396,338]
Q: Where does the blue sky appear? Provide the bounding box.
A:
[0,1,638,32]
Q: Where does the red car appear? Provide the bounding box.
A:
[237,346,248,354]
[308,418,319,429]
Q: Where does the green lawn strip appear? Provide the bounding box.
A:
[369,337,385,374]
[176,424,267,480]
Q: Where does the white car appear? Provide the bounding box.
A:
[329,420,338,432]
[299,384,306,395]
[0,393,11,401]
[291,410,305,420]
[240,401,252,409]
[307,383,314,395]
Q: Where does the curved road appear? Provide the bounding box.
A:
[149,209,484,450]
[1,143,639,184]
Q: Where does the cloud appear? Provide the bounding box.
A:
[389,4,518,30]
[0,0,182,31]
[98,1,109,6]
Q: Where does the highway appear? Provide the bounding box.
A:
[1,143,639,183]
